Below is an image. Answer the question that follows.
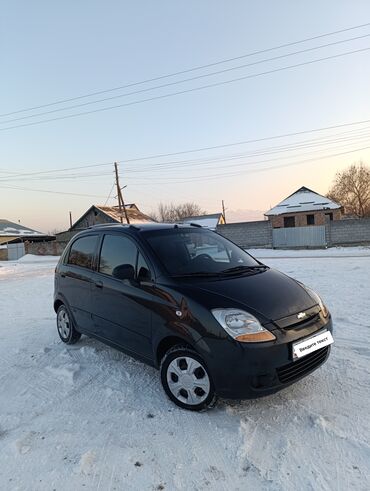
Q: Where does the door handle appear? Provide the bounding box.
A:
[94,281,103,289]
[60,273,66,278]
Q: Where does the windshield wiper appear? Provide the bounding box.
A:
[219,264,268,275]
[172,265,268,278]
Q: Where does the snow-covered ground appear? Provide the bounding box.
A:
[0,250,369,491]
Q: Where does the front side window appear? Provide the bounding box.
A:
[143,228,261,276]
[67,235,98,270]
[99,234,138,277]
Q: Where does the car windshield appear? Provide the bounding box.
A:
[143,228,262,277]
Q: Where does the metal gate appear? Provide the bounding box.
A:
[272,225,326,248]
[7,242,25,260]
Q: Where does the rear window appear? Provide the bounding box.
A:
[67,235,98,270]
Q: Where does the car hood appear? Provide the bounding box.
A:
[175,268,316,322]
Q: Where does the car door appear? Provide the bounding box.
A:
[58,234,99,333]
[90,233,154,360]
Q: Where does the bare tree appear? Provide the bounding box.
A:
[153,202,206,222]
[327,162,370,218]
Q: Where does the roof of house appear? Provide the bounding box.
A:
[265,186,341,216]
[182,213,224,229]
[0,236,19,245]
[97,205,153,223]
[0,219,45,237]
[71,204,155,229]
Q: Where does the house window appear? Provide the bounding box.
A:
[306,214,315,225]
[325,212,333,222]
[283,216,295,228]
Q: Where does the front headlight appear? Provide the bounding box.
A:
[304,286,329,317]
[211,309,276,343]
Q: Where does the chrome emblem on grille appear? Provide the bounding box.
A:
[297,312,307,320]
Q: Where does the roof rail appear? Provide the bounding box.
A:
[87,223,141,231]
[176,221,202,228]
[87,223,126,229]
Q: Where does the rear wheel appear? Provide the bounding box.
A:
[160,345,217,411]
[56,304,81,344]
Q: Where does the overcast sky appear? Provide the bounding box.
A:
[1,1,370,232]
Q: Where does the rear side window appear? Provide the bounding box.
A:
[99,234,137,277]
[67,235,98,269]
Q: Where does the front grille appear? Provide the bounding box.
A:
[284,313,320,330]
[277,346,329,384]
[274,305,321,330]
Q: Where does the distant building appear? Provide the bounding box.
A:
[71,204,154,229]
[0,219,53,260]
[182,213,225,230]
[56,204,155,243]
[265,186,342,228]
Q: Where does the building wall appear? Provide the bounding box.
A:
[269,209,341,228]
[72,208,116,230]
[0,248,7,260]
[217,220,272,248]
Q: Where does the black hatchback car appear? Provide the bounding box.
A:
[54,223,333,411]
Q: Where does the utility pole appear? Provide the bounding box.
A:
[222,200,227,224]
[69,211,73,229]
[114,162,130,224]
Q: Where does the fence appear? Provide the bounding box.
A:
[24,241,67,256]
[4,218,370,260]
[326,218,370,246]
[272,226,326,248]
[217,220,272,248]
[7,242,25,260]
[217,218,370,249]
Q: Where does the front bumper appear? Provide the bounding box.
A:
[195,314,333,399]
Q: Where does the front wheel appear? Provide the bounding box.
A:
[160,345,217,411]
[56,304,81,344]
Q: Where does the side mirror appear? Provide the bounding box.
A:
[112,264,135,281]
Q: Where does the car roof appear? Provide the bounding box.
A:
[85,222,204,234]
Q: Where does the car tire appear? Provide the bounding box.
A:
[56,304,81,345]
[160,345,217,411]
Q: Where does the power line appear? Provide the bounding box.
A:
[104,182,116,206]
[0,184,109,198]
[2,128,366,184]
[1,46,369,132]
[120,136,370,182]
[120,135,370,184]
[128,144,370,184]
[1,21,369,118]
[120,118,370,163]
[121,130,370,173]
[1,117,370,179]
[0,142,370,198]
[2,33,370,125]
